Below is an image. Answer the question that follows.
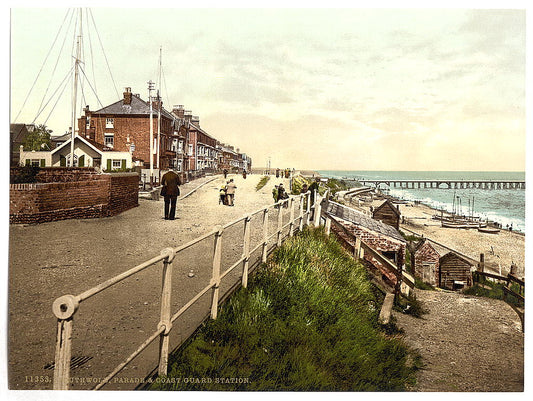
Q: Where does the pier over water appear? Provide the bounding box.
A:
[356,179,525,190]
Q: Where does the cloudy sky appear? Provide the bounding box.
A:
[10,4,527,171]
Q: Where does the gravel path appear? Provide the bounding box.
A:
[393,289,524,392]
[8,173,291,390]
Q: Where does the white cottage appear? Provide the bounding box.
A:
[20,135,132,171]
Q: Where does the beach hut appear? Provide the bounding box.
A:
[412,239,440,286]
[372,199,401,230]
[439,252,474,290]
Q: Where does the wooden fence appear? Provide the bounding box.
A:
[51,190,321,390]
[473,267,525,331]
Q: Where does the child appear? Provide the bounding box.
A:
[219,185,227,205]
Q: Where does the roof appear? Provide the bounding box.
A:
[10,123,30,144]
[373,199,401,217]
[51,135,105,155]
[439,251,475,266]
[92,94,175,120]
[51,133,71,142]
[326,202,406,243]
[414,238,437,252]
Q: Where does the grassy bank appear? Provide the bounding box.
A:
[150,227,419,391]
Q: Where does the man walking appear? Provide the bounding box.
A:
[225,179,237,206]
[161,169,181,220]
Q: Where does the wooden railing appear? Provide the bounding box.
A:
[322,204,414,297]
[473,268,525,331]
[52,190,316,390]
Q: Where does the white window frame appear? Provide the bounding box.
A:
[188,144,193,156]
[106,118,114,129]
[112,159,122,169]
[105,133,114,148]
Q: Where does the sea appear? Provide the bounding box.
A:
[318,171,526,234]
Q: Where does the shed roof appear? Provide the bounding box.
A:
[326,202,405,243]
[373,199,401,217]
[439,251,475,266]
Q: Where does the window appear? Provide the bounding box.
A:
[30,159,40,167]
[177,159,182,172]
[112,160,122,169]
[105,134,114,148]
[106,118,114,128]
[178,140,183,153]
[188,144,193,156]
[86,117,91,129]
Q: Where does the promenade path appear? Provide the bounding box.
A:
[8,172,291,390]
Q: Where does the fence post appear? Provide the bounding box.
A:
[242,215,252,288]
[313,194,322,227]
[299,194,305,231]
[52,294,79,390]
[354,237,362,260]
[289,197,295,237]
[210,226,223,320]
[325,216,331,235]
[261,208,269,263]
[305,192,311,226]
[277,203,283,247]
[158,247,175,376]
[478,253,485,272]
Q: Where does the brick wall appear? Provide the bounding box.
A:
[10,172,139,224]
[414,242,440,286]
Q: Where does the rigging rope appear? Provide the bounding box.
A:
[88,9,120,101]
[32,65,74,125]
[14,9,73,123]
[43,67,75,127]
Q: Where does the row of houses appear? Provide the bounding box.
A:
[327,199,475,291]
[12,87,252,182]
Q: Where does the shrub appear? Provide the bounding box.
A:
[256,176,270,191]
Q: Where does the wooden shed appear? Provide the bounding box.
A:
[439,252,474,290]
[372,199,401,230]
[412,239,440,286]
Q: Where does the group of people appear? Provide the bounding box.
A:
[275,168,293,179]
[219,179,237,206]
[272,183,289,207]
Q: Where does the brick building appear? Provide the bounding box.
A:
[412,238,440,286]
[78,87,177,169]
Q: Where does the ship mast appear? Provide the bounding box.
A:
[157,46,162,169]
[70,8,82,167]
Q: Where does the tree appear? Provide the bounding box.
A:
[23,124,52,151]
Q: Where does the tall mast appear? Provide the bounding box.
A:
[157,46,162,169]
[70,8,82,167]
[148,80,155,183]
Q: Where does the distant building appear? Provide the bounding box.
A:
[372,199,401,230]
[10,123,34,166]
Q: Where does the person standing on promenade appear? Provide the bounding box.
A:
[223,169,228,179]
[219,184,227,205]
[161,169,181,220]
[226,179,237,206]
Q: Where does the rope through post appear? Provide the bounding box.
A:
[158,247,175,376]
[210,226,223,320]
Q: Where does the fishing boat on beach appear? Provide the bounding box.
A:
[477,226,500,234]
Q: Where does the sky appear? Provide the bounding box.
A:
[8,3,528,171]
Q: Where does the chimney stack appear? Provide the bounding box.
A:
[173,105,185,118]
[123,87,132,105]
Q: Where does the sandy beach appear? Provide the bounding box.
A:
[345,192,525,277]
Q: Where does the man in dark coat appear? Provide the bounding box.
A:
[161,169,181,220]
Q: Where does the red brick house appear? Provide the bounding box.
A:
[412,238,440,286]
[78,87,177,169]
